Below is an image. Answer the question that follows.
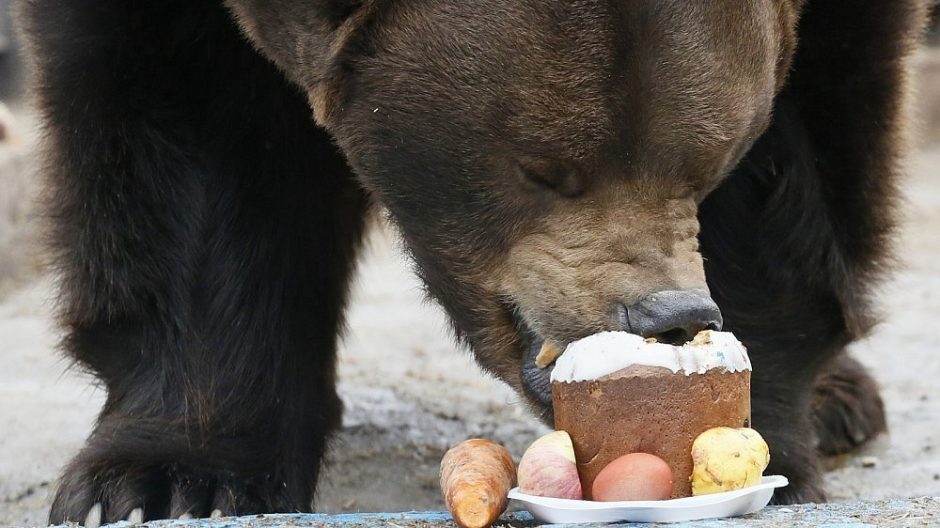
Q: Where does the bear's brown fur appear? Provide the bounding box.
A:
[17,0,928,523]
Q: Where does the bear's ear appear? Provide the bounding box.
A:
[307,1,381,129]
[761,0,928,335]
[227,0,380,129]
[319,1,369,27]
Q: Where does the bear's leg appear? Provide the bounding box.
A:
[812,354,886,456]
[19,2,369,524]
[698,97,881,504]
[700,0,923,504]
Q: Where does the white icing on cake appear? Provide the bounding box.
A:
[550,330,751,383]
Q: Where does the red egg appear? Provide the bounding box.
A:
[591,453,674,502]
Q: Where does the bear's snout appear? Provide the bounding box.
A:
[616,288,723,346]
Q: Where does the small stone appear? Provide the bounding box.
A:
[933,473,939,481]
[778,508,795,513]
[860,456,879,468]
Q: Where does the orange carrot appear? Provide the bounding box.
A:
[440,439,516,528]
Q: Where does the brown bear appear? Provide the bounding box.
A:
[16,0,928,524]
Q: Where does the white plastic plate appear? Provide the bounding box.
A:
[508,475,788,524]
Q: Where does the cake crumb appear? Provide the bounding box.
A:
[690,330,714,346]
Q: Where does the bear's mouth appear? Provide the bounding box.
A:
[507,305,574,417]
[520,328,563,415]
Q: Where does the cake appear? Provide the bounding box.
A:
[550,330,751,499]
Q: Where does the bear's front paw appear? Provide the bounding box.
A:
[50,458,292,526]
[813,355,887,456]
[49,419,314,526]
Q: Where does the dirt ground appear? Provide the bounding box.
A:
[1,53,939,528]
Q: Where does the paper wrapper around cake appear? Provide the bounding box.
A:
[552,366,751,499]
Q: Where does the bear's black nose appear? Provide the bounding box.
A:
[619,288,723,345]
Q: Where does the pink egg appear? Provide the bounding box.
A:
[591,453,674,502]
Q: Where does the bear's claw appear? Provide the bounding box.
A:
[50,460,288,525]
[83,503,102,528]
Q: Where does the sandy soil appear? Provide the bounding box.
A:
[1,50,939,528]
